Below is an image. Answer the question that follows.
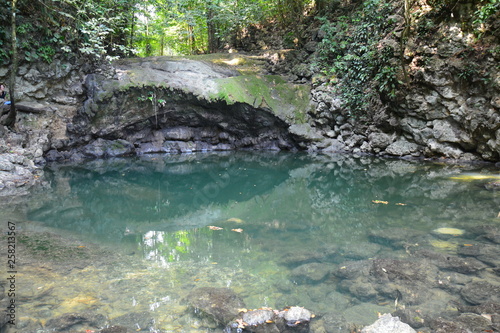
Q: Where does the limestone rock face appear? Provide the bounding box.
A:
[54,56,314,160]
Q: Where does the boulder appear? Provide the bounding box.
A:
[384,138,420,157]
[226,307,313,333]
[360,314,416,333]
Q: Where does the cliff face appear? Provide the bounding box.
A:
[51,56,313,160]
[305,19,500,161]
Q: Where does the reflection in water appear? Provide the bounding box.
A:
[15,152,500,331]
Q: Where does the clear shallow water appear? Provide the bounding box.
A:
[10,152,500,332]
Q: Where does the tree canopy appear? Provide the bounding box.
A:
[0,0,322,62]
[1,0,498,63]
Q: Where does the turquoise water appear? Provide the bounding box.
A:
[14,152,500,331]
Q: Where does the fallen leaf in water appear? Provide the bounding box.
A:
[463,244,474,247]
[433,227,464,236]
[208,226,223,230]
[266,320,274,324]
[395,203,407,206]
[231,228,243,233]
[238,308,248,313]
[372,200,389,204]
[227,217,245,223]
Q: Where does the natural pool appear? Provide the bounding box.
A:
[3,152,500,332]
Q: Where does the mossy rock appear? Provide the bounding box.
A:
[212,74,310,124]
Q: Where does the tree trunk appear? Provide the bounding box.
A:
[206,2,217,53]
[188,24,196,54]
[3,0,18,128]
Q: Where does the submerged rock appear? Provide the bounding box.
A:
[429,317,470,333]
[461,281,500,305]
[368,228,425,249]
[313,312,350,333]
[468,224,500,244]
[111,312,155,331]
[290,262,331,284]
[428,313,495,333]
[187,287,245,325]
[413,249,487,274]
[456,313,493,332]
[454,301,500,315]
[331,260,370,280]
[44,312,107,332]
[457,243,500,266]
[279,246,338,267]
[360,314,416,333]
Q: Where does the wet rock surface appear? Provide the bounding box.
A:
[226,306,313,333]
[186,287,246,325]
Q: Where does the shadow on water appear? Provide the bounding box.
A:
[9,151,500,332]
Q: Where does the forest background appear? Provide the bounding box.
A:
[1,0,497,64]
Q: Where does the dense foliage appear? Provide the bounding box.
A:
[0,0,319,62]
[316,0,400,118]
[0,0,136,63]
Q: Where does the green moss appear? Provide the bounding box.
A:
[213,74,310,124]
